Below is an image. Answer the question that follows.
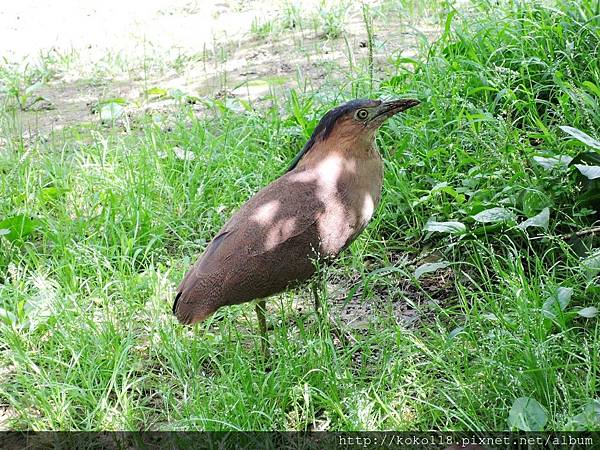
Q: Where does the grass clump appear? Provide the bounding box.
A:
[314,0,350,39]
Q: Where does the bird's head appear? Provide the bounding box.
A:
[338,97,420,130]
[288,98,420,171]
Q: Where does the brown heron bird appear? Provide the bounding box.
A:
[173,98,420,356]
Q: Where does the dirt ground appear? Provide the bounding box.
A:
[1,0,439,136]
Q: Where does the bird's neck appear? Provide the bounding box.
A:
[294,136,383,201]
[297,134,380,170]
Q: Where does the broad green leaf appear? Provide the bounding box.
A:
[578,306,598,318]
[574,164,600,180]
[559,125,600,150]
[97,97,127,106]
[533,155,573,169]
[145,87,168,96]
[582,251,600,277]
[111,97,127,104]
[424,220,466,234]
[508,397,547,431]
[542,287,573,319]
[99,102,124,122]
[414,261,450,280]
[39,186,64,204]
[521,190,549,217]
[0,215,42,241]
[518,207,550,230]
[472,207,515,223]
[566,400,600,430]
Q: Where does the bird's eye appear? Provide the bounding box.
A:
[356,109,369,120]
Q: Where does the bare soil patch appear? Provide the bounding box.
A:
[2,1,439,136]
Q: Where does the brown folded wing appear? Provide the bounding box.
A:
[173,170,325,324]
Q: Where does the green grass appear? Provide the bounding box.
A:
[1,0,599,431]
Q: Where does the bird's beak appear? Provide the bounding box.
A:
[371,98,420,122]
